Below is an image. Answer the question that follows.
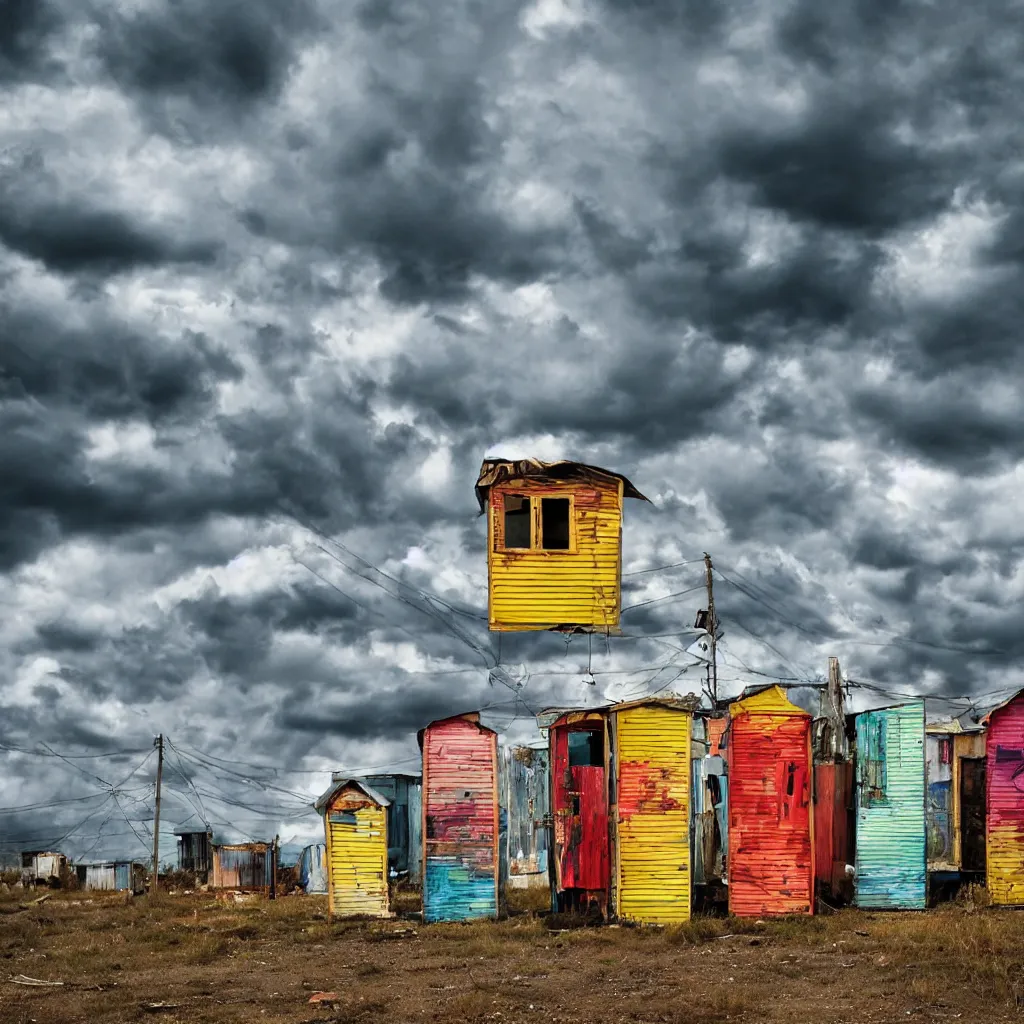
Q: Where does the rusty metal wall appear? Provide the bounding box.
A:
[487,477,624,632]
[614,705,691,924]
[211,843,273,891]
[422,717,499,922]
[728,686,814,917]
[987,697,1024,904]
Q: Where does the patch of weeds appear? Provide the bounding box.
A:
[183,935,232,964]
[666,916,724,946]
[223,924,261,941]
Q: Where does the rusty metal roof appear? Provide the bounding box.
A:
[313,777,391,813]
[474,458,650,513]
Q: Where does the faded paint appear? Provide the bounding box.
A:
[854,701,927,910]
[420,713,500,922]
[299,843,328,895]
[550,711,609,914]
[925,732,955,871]
[477,458,649,633]
[613,701,691,924]
[211,842,274,892]
[363,773,422,884]
[76,861,145,894]
[984,691,1024,905]
[499,745,550,890]
[813,761,854,903]
[316,779,390,919]
[728,686,814,917]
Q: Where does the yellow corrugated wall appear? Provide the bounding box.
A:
[615,706,691,924]
[488,479,623,631]
[327,805,389,919]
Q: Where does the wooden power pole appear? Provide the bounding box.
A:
[151,734,164,896]
[704,553,717,707]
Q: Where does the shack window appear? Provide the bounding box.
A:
[503,494,531,550]
[938,738,952,765]
[568,729,603,767]
[541,498,570,550]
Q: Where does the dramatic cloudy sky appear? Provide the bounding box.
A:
[2,0,1023,863]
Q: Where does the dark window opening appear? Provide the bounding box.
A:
[503,494,531,549]
[541,497,570,550]
[568,729,603,767]
[571,795,581,815]
[786,764,796,796]
[996,746,1024,763]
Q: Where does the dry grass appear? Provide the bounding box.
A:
[3,888,1024,1023]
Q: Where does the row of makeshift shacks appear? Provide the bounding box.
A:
[313,684,1024,922]
[18,852,147,894]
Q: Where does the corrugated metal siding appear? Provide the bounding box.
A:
[212,844,273,891]
[327,800,389,919]
[81,864,116,891]
[614,706,691,924]
[409,784,423,886]
[552,720,609,901]
[488,479,623,631]
[728,687,814,917]
[422,718,499,922]
[500,746,550,888]
[854,702,927,909]
[300,843,328,895]
[987,699,1024,905]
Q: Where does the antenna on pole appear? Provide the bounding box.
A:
[704,553,717,708]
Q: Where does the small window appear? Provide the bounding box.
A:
[503,494,531,549]
[541,498,570,550]
[938,738,952,765]
[568,729,603,767]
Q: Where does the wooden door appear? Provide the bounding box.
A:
[960,757,987,873]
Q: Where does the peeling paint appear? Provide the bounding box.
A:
[854,701,927,910]
[420,713,499,922]
[985,692,1024,905]
[728,686,814,917]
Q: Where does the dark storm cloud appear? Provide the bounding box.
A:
[0,198,220,275]
[0,0,63,83]
[718,104,955,236]
[93,0,320,108]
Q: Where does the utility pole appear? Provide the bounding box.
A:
[151,734,164,897]
[704,553,717,708]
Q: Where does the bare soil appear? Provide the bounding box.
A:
[1,887,1022,1023]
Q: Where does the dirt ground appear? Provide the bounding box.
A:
[2,887,1023,1024]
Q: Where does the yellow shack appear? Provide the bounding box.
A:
[314,777,391,919]
[475,458,650,633]
[610,698,693,925]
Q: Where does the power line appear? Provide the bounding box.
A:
[623,558,704,578]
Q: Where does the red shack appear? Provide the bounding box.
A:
[549,709,610,915]
[728,685,815,917]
